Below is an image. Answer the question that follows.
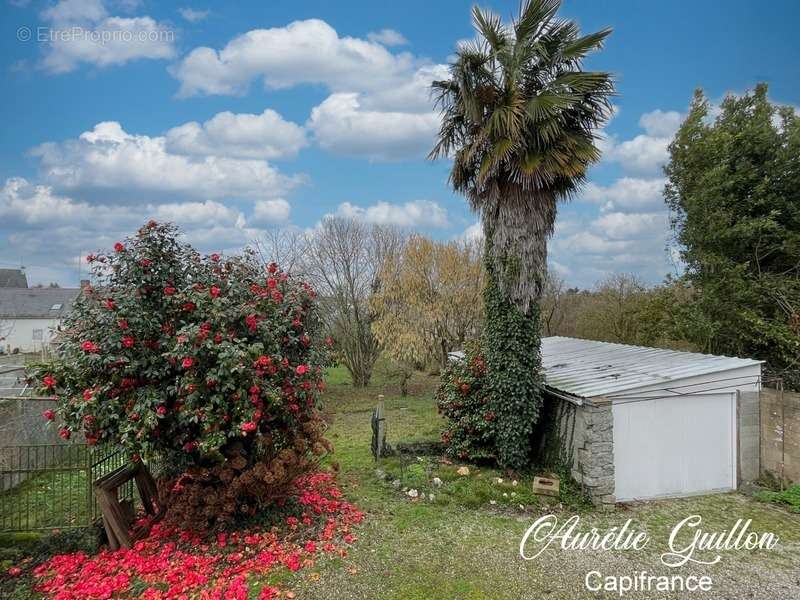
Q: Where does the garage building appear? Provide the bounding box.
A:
[541,336,762,506]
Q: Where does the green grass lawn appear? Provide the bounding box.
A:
[282,365,800,599]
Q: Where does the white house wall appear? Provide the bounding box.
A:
[2,318,63,353]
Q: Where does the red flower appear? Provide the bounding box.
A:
[105,298,116,310]
[85,254,96,263]
[214,333,223,344]
[141,258,152,267]
[268,262,278,274]
[42,409,55,420]
[81,340,99,353]
[157,406,167,416]
[304,540,317,553]
[245,314,258,332]
[83,388,93,400]
[240,421,257,434]
[182,302,195,312]
[271,291,283,302]
[118,319,128,329]
[164,286,176,296]
[210,253,221,262]
[267,278,277,289]
[122,336,135,348]
[59,428,71,440]
[182,357,194,369]
[210,285,221,298]
[114,242,125,253]
[42,375,56,388]
[295,364,308,376]
[284,552,301,571]
[7,566,21,577]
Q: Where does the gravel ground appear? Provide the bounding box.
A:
[289,492,800,600]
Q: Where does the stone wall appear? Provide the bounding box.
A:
[545,393,615,508]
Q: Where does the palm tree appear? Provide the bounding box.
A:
[429,0,614,469]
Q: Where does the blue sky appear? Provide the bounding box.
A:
[1,0,798,288]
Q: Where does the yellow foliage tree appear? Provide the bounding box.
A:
[371,235,484,374]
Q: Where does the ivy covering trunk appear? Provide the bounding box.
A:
[483,226,544,470]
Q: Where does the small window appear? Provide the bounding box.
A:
[50,303,62,310]
[32,329,43,341]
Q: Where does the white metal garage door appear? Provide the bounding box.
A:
[612,392,736,501]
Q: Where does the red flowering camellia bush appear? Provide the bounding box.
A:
[31,221,333,530]
[435,342,497,463]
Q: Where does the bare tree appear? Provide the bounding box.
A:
[541,270,566,337]
[303,217,405,387]
[253,228,309,277]
[576,273,648,344]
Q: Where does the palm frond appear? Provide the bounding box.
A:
[471,5,508,52]
[560,28,612,61]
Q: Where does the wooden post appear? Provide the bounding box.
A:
[93,462,163,549]
[371,395,386,460]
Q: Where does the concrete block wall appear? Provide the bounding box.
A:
[737,391,760,483]
[760,387,800,484]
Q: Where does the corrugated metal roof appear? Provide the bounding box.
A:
[541,336,762,398]
[0,288,80,318]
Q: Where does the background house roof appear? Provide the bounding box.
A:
[0,269,28,288]
[0,288,80,319]
[541,336,763,399]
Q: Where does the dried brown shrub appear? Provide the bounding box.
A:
[158,412,331,532]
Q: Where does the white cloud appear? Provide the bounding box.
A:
[165,109,307,160]
[171,19,418,97]
[151,200,245,227]
[582,177,666,212]
[555,231,632,255]
[591,212,666,240]
[0,177,94,224]
[366,28,408,46]
[308,93,439,161]
[639,109,683,137]
[31,121,301,201]
[170,18,446,161]
[599,109,683,175]
[334,200,448,228]
[42,0,107,25]
[252,199,291,224]
[0,177,293,284]
[462,221,483,241]
[39,0,175,73]
[601,134,670,175]
[178,7,209,23]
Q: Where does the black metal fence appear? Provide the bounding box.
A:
[0,443,138,532]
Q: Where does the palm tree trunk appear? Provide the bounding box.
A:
[483,224,545,470]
